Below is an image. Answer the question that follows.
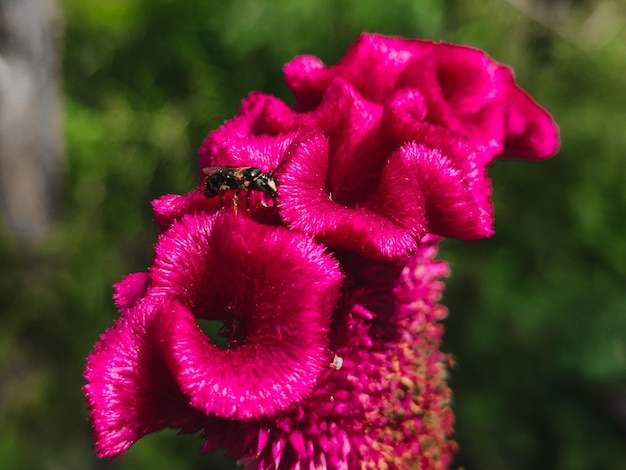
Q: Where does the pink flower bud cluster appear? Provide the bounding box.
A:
[84,34,559,469]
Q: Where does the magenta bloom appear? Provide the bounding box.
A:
[84,211,343,456]
[200,238,456,469]
[284,33,559,160]
[197,35,558,261]
[85,33,560,469]
[197,93,494,261]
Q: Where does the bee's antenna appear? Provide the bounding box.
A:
[270,159,288,177]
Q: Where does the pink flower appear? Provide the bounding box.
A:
[198,98,494,260]
[196,35,558,261]
[85,33,560,468]
[83,295,207,458]
[278,129,493,260]
[501,68,561,160]
[284,33,559,160]
[199,237,456,469]
[84,211,344,456]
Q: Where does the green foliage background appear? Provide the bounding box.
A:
[1,0,624,468]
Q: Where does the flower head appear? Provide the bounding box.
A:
[284,33,559,160]
[85,33,560,469]
[200,238,456,470]
[196,35,557,262]
[85,211,344,455]
[150,212,343,419]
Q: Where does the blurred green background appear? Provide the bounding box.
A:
[1,0,624,468]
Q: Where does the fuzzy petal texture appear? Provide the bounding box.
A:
[283,33,559,161]
[397,42,509,155]
[200,237,457,470]
[284,33,435,106]
[152,187,221,232]
[149,211,344,419]
[260,80,389,206]
[501,69,561,160]
[198,92,283,169]
[278,130,426,261]
[84,297,207,458]
[199,84,389,207]
[87,33,561,467]
[113,272,149,313]
[377,134,494,240]
[163,125,299,227]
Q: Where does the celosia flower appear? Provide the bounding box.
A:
[196,35,558,262]
[198,97,494,260]
[283,33,559,160]
[199,237,456,470]
[85,33,560,470]
[278,129,494,260]
[151,212,343,419]
[84,295,208,458]
[84,211,344,456]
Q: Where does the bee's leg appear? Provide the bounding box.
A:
[261,196,278,208]
[233,191,239,216]
[219,192,225,208]
[258,193,277,208]
[246,190,253,212]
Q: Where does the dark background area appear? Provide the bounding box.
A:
[0,0,624,468]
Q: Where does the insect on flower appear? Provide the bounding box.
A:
[202,166,279,214]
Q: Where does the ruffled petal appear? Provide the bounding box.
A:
[152,188,220,232]
[285,33,435,106]
[278,130,426,261]
[283,33,559,162]
[201,239,456,470]
[149,211,344,419]
[198,92,282,168]
[387,132,494,240]
[502,70,560,160]
[113,272,149,313]
[86,33,559,467]
[203,81,389,206]
[399,43,508,155]
[84,298,206,458]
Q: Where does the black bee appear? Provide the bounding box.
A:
[202,166,279,213]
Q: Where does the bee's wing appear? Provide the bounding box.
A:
[202,166,225,175]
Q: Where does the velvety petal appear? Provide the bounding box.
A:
[84,298,206,458]
[285,34,561,162]
[381,88,429,143]
[204,81,389,205]
[201,238,456,469]
[209,133,296,171]
[152,187,220,232]
[502,69,561,160]
[282,54,328,110]
[319,83,386,205]
[198,92,283,169]
[383,93,497,166]
[278,130,426,261]
[165,134,295,226]
[86,33,560,466]
[399,43,508,155]
[149,211,344,419]
[259,80,348,135]
[207,134,294,217]
[284,33,435,106]
[264,79,390,205]
[384,141,494,240]
[113,272,149,312]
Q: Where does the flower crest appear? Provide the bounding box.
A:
[85,33,559,469]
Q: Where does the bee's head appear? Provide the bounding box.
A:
[254,173,278,197]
